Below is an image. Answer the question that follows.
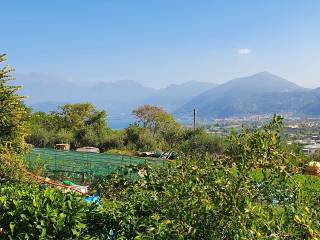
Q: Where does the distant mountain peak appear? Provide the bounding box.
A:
[254,71,273,76]
[225,72,303,91]
[251,71,289,81]
[176,72,309,118]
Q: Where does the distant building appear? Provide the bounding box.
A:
[287,124,299,129]
[76,147,100,153]
[55,143,70,151]
[295,139,310,145]
[303,144,320,155]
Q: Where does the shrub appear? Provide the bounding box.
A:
[0,183,90,239]
[105,149,135,156]
[124,124,158,151]
[55,129,74,145]
[310,149,320,162]
[91,116,320,239]
[26,127,55,147]
[0,54,29,154]
[99,131,125,152]
[0,149,29,183]
[0,54,30,182]
[180,128,227,155]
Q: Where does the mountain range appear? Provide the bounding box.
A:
[16,72,320,120]
[15,73,217,116]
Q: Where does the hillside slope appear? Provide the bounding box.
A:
[177,72,317,118]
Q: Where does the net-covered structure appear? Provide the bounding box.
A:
[24,148,166,181]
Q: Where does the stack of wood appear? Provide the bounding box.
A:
[305,161,320,176]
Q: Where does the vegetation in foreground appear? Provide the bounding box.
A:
[27,102,226,156]
[1,117,320,239]
[1,54,320,239]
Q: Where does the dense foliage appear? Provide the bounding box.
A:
[0,54,29,182]
[180,128,226,155]
[27,103,111,149]
[86,116,319,239]
[310,150,320,162]
[0,54,29,153]
[2,114,320,239]
[28,103,226,155]
[1,54,319,239]
[0,183,90,239]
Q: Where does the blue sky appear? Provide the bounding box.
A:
[1,0,320,88]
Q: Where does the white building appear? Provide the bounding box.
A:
[303,144,320,155]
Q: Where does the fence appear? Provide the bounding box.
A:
[24,148,167,181]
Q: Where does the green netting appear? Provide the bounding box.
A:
[24,148,166,179]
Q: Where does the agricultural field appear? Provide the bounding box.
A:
[24,148,166,180]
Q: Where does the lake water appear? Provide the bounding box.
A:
[108,119,192,130]
[108,119,134,130]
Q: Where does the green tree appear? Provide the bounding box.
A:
[92,116,319,239]
[133,105,180,135]
[26,127,53,147]
[99,130,125,152]
[28,103,110,149]
[29,111,62,132]
[58,103,107,132]
[55,128,74,145]
[180,128,226,155]
[58,103,109,147]
[0,54,30,182]
[132,105,182,150]
[0,54,29,153]
[27,112,61,148]
[124,124,158,151]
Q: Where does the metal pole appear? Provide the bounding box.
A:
[193,108,196,131]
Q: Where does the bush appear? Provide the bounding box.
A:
[99,131,125,152]
[55,129,74,145]
[0,183,90,239]
[0,54,29,154]
[180,128,227,155]
[124,124,158,151]
[0,149,29,183]
[0,54,30,183]
[90,116,319,239]
[310,149,320,162]
[26,127,55,147]
[105,149,135,156]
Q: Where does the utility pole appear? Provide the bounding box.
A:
[193,108,196,131]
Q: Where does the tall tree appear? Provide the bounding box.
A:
[132,105,179,135]
[58,103,107,132]
[0,54,29,153]
[0,54,29,182]
[57,103,109,147]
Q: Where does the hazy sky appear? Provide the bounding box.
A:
[1,0,320,88]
